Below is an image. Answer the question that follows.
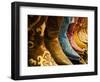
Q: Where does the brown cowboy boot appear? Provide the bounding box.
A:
[28,15,57,66]
[44,16,72,65]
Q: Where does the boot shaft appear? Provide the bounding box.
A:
[28,16,48,48]
[45,16,64,39]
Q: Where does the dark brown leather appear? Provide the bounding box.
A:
[45,16,64,39]
[28,16,57,66]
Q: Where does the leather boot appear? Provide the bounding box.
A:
[77,17,88,63]
[58,17,81,61]
[67,17,85,53]
[67,17,87,64]
[28,15,57,66]
[44,16,72,65]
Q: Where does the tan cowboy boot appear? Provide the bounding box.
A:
[44,16,72,65]
[28,16,57,66]
[77,17,88,63]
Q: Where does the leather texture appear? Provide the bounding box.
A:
[59,17,80,61]
[28,16,57,66]
[45,16,72,65]
[28,16,88,66]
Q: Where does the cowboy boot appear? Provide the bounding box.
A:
[78,17,88,44]
[73,18,87,50]
[28,15,57,66]
[59,17,81,61]
[67,18,85,53]
[67,17,87,64]
[44,16,72,65]
[77,17,88,63]
[67,23,87,64]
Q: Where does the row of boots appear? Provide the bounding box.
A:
[28,15,88,66]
